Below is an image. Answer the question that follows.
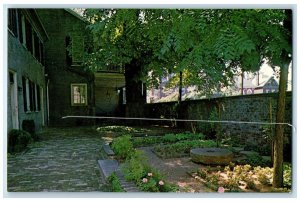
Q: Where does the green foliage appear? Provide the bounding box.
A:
[132,136,161,147]
[111,135,134,160]
[242,153,270,167]
[132,132,204,148]
[162,133,178,143]
[85,9,291,98]
[121,150,177,192]
[153,139,217,158]
[254,166,273,186]
[8,129,33,153]
[283,163,292,189]
[107,172,125,192]
[122,150,148,183]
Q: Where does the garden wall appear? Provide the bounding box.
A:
[144,92,292,146]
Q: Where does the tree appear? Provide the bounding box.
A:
[84,9,292,187]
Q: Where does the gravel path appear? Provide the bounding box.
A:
[139,147,213,193]
[7,127,105,192]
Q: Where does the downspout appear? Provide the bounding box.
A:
[46,79,50,125]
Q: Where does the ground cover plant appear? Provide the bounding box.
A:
[189,163,292,192]
[132,132,205,147]
[153,139,217,159]
[106,172,125,192]
[97,125,150,134]
[111,135,178,192]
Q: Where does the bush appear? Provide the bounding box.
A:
[122,150,177,192]
[283,163,292,189]
[107,172,125,192]
[111,135,134,160]
[8,129,32,153]
[153,139,217,158]
[122,150,148,182]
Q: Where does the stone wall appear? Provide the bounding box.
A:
[145,92,293,146]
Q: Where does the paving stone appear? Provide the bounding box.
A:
[7,127,106,192]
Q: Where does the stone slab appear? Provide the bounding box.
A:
[103,144,115,156]
[98,159,119,179]
[190,148,233,165]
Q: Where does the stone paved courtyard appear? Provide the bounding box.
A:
[7,127,105,192]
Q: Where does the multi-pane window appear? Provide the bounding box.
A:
[71,84,87,106]
[22,77,41,112]
[8,9,18,37]
[8,9,44,65]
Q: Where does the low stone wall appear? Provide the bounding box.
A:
[145,92,292,147]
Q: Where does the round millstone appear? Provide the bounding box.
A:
[190,148,234,165]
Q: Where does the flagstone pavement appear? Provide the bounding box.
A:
[7,127,106,192]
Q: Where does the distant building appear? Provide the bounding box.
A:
[146,63,291,103]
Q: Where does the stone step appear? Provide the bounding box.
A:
[98,159,119,179]
[98,159,139,192]
[102,144,115,156]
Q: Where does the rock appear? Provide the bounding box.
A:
[190,148,234,165]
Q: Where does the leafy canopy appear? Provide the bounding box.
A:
[84,9,291,95]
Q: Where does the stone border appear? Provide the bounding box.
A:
[98,144,139,192]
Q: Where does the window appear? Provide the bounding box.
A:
[8,9,18,37]
[25,18,33,53]
[71,84,87,106]
[22,77,41,112]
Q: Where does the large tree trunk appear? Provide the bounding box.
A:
[272,9,292,188]
[272,62,289,188]
[125,59,146,123]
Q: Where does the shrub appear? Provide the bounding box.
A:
[122,150,177,192]
[153,139,217,158]
[162,134,177,143]
[254,166,273,186]
[122,150,148,182]
[8,129,32,153]
[111,135,134,160]
[283,163,292,189]
[107,172,125,192]
[22,119,35,135]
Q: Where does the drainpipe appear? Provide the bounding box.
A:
[46,79,50,125]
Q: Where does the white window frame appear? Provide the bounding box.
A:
[25,78,30,112]
[21,15,26,47]
[71,83,88,106]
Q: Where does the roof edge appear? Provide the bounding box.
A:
[64,9,88,23]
